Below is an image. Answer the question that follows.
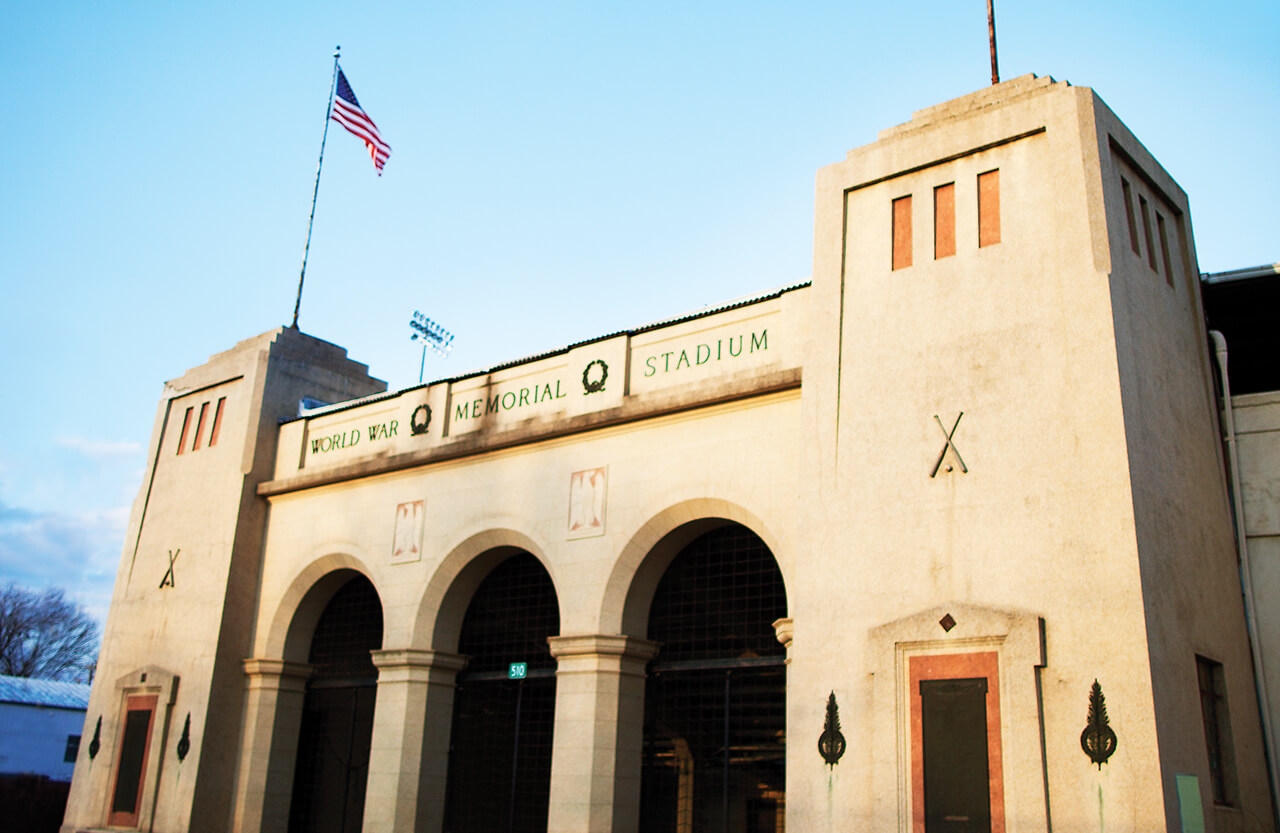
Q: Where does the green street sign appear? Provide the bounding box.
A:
[508,662,528,680]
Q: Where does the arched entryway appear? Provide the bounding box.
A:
[640,524,788,833]
[288,573,383,833]
[444,551,561,833]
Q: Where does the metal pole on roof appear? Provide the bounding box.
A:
[988,0,1000,85]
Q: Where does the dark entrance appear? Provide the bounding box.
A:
[920,678,991,833]
[444,552,560,833]
[108,693,157,827]
[289,574,383,833]
[640,524,788,833]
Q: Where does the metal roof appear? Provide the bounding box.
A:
[1201,263,1280,284]
[0,674,91,710]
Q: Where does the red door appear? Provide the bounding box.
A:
[108,694,157,827]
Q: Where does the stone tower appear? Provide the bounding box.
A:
[62,328,385,833]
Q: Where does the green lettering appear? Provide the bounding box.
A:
[675,350,691,370]
[696,344,711,365]
[518,388,530,407]
[728,335,743,357]
[750,330,768,353]
[486,395,500,414]
[389,420,398,436]
[645,356,657,377]
[456,402,471,421]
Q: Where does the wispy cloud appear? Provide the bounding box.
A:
[0,499,125,624]
[55,436,143,458]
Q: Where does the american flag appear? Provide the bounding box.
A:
[331,67,391,175]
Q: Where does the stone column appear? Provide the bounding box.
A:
[232,658,311,833]
[362,648,468,833]
[545,634,660,833]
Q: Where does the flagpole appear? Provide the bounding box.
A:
[292,46,342,329]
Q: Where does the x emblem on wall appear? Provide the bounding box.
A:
[159,549,179,589]
[930,413,968,477]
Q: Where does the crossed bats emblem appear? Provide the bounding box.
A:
[930,413,968,477]
[159,548,179,588]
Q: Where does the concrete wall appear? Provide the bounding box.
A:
[801,76,1270,832]
[1229,389,1280,805]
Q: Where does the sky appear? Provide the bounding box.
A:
[2,1,1277,627]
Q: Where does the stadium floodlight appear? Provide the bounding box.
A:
[409,311,455,384]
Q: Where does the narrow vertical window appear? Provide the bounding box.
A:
[1157,213,1175,286]
[934,183,956,259]
[892,195,913,270]
[1122,178,1140,254]
[176,408,193,455]
[209,397,226,447]
[1197,655,1237,806]
[978,170,1000,247]
[1139,196,1157,270]
[192,402,210,451]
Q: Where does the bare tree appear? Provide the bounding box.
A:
[0,583,99,683]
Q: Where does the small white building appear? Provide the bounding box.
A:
[0,675,90,783]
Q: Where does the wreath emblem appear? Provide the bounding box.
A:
[582,359,608,394]
[410,404,432,436]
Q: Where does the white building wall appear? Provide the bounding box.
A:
[0,702,84,782]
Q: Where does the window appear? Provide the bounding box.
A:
[176,407,193,455]
[1139,196,1157,271]
[192,402,210,451]
[1122,178,1140,255]
[1196,655,1238,806]
[64,734,80,763]
[1157,213,1174,287]
[209,397,226,447]
[934,183,956,259]
[893,195,913,270]
[978,170,1000,247]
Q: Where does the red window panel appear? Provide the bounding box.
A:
[934,183,956,259]
[978,170,1000,247]
[176,408,193,455]
[191,402,210,451]
[209,397,226,447]
[893,195,913,270]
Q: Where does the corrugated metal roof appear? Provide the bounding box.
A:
[1201,263,1280,284]
[0,674,90,710]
